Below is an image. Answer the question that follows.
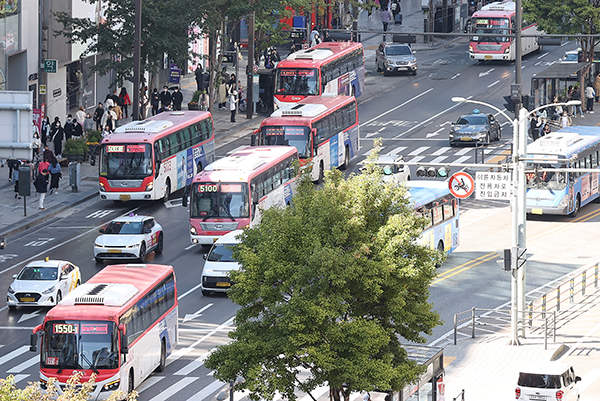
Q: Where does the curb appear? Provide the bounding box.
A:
[550,343,566,361]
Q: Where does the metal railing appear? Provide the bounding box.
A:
[452,389,465,401]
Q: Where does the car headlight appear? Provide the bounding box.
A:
[7,286,15,294]
[99,182,105,192]
[145,182,154,191]
[102,379,120,392]
[95,242,104,248]
[42,285,56,294]
[385,58,394,65]
[126,242,142,248]
[190,226,197,235]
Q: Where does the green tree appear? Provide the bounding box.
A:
[523,0,600,89]
[205,161,443,401]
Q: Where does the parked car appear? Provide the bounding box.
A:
[449,109,501,147]
[7,259,81,309]
[201,230,243,296]
[516,361,581,401]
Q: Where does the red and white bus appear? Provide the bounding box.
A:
[30,263,178,399]
[99,111,215,202]
[274,41,364,109]
[468,0,539,61]
[251,95,359,182]
[187,146,299,245]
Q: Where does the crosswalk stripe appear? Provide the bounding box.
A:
[147,376,199,401]
[7,355,38,373]
[455,156,471,164]
[430,156,449,164]
[408,156,425,164]
[12,374,29,384]
[136,376,165,393]
[167,317,234,366]
[299,385,330,401]
[0,345,28,366]
[431,147,451,156]
[364,147,385,156]
[454,147,471,155]
[408,146,428,156]
[385,146,406,156]
[174,353,208,375]
[235,389,251,401]
[86,210,113,219]
[188,380,227,401]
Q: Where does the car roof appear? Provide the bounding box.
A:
[520,361,572,375]
[214,230,244,245]
[459,113,489,119]
[24,260,69,268]
[109,215,151,223]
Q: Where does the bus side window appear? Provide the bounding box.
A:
[273,165,282,188]
[181,127,192,149]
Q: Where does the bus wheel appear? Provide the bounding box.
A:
[156,341,166,372]
[163,180,170,203]
[128,370,134,394]
[156,233,164,254]
[139,244,146,262]
[340,146,350,170]
[570,195,581,218]
[76,280,81,287]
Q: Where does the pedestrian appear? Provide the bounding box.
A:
[50,117,64,157]
[104,93,115,108]
[72,119,84,137]
[172,86,183,111]
[561,111,572,128]
[381,8,392,41]
[7,158,16,182]
[310,26,321,47]
[38,153,50,174]
[195,65,204,91]
[119,87,132,118]
[541,122,551,136]
[218,69,228,110]
[595,73,600,103]
[41,116,51,147]
[48,156,62,195]
[151,88,160,116]
[159,86,172,111]
[571,86,584,117]
[102,106,117,132]
[93,102,105,131]
[43,145,54,167]
[64,114,74,141]
[111,90,122,119]
[35,168,49,210]
[529,115,540,141]
[585,82,595,113]
[265,48,275,69]
[32,130,41,161]
[271,47,281,65]
[229,90,238,122]
[390,0,400,20]
[12,160,21,199]
[227,74,237,94]
[84,113,94,131]
[75,106,86,125]
[102,124,112,138]
[331,12,341,29]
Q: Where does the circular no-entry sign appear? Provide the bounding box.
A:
[253,64,259,74]
[448,172,474,199]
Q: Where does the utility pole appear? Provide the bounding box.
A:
[132,0,142,120]
[246,11,254,120]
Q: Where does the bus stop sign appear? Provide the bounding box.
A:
[448,172,474,199]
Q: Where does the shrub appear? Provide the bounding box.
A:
[63,137,88,155]
[190,90,205,104]
[86,130,102,144]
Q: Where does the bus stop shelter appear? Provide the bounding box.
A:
[530,63,587,109]
[396,344,445,401]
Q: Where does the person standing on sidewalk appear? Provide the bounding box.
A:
[35,169,49,210]
[159,86,172,111]
[93,102,105,131]
[12,160,21,199]
[50,117,64,157]
[172,86,183,111]
[585,83,595,113]
[75,106,86,125]
[119,87,132,118]
[48,156,62,195]
[571,85,584,117]
[381,8,392,41]
[32,120,41,160]
[41,116,51,147]
[229,90,238,122]
[64,114,74,141]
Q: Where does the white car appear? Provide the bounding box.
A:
[201,230,243,296]
[94,215,164,263]
[516,361,581,401]
[6,259,81,309]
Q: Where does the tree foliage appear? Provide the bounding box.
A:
[205,159,443,401]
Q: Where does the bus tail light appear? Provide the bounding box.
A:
[555,390,564,401]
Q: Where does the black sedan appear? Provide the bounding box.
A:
[448,110,501,147]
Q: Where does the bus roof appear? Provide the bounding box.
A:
[527,126,600,159]
[103,110,212,143]
[406,180,451,208]
[45,263,175,322]
[266,95,355,122]
[473,0,515,17]
[194,146,298,183]
[277,42,363,68]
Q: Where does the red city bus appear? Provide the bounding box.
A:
[31,263,178,399]
[187,146,299,245]
[252,95,359,182]
[274,41,364,108]
[99,111,215,202]
[468,1,540,61]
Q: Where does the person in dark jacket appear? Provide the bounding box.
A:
[35,168,49,210]
[172,86,183,111]
[93,102,105,131]
[12,160,21,198]
[63,114,74,141]
[48,156,62,195]
[50,117,64,157]
[195,66,204,91]
[72,119,83,137]
[151,88,160,115]
[159,86,172,111]
[41,116,51,147]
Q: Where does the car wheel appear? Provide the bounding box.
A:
[383,69,389,77]
[570,195,581,218]
[449,141,454,147]
[156,341,166,372]
[56,291,62,305]
[156,233,164,254]
[201,288,210,296]
[139,243,146,262]
[95,257,103,264]
[163,180,170,203]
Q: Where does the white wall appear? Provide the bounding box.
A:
[46,66,67,119]
[22,0,40,86]
[71,0,98,60]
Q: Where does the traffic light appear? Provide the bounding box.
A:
[416,165,450,178]
[503,95,515,113]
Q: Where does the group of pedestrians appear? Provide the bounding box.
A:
[150,85,184,115]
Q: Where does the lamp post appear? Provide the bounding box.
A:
[451,97,581,345]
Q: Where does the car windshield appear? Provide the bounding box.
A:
[456,116,487,125]
[207,243,237,262]
[275,68,319,96]
[104,221,143,234]
[563,53,578,62]
[99,143,153,180]
[518,373,562,389]
[17,266,58,281]
[41,321,119,371]
[260,126,311,158]
[190,182,250,220]
[385,46,412,56]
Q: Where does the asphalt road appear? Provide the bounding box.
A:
[1,39,597,400]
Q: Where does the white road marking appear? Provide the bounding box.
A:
[7,355,39,373]
[394,99,469,139]
[298,385,330,401]
[185,243,198,250]
[478,68,495,78]
[86,210,113,219]
[182,304,213,323]
[455,147,471,155]
[432,147,451,156]
[431,156,449,164]
[0,345,29,366]
[136,376,165,393]
[360,88,434,127]
[455,156,471,164]
[12,374,29,384]
[451,73,460,79]
[488,80,500,88]
[178,282,204,300]
[188,380,227,401]
[174,353,209,376]
[537,52,549,59]
[147,376,199,401]
[408,146,429,156]
[24,238,55,247]
[408,156,425,164]
[385,146,406,156]
[579,368,600,393]
[17,310,41,324]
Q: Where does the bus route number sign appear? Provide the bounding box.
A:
[448,172,474,199]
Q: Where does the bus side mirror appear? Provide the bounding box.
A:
[182,186,189,207]
[251,129,260,146]
[119,324,128,354]
[30,333,38,352]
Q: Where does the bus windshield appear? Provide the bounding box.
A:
[260,126,311,158]
[474,18,510,42]
[526,164,567,190]
[275,69,319,96]
[99,143,153,180]
[41,321,118,371]
[190,182,250,220]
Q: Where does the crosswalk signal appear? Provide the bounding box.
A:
[503,95,515,113]
[416,165,450,178]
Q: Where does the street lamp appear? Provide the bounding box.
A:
[451,96,581,345]
[217,376,245,401]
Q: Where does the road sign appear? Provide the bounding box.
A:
[39,85,46,95]
[475,171,511,200]
[44,59,57,73]
[448,172,474,199]
[252,64,259,74]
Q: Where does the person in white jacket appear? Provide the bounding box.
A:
[229,90,238,123]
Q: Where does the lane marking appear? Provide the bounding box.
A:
[136,376,165,393]
[408,146,429,156]
[188,380,227,401]
[174,353,208,376]
[147,376,199,401]
[7,355,39,373]
[488,80,500,88]
[360,88,435,127]
[394,99,469,139]
[0,345,29,366]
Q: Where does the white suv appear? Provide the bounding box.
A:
[516,361,581,401]
[201,230,243,296]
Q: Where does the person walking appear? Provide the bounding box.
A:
[381,8,392,41]
[64,114,74,141]
[43,145,54,167]
[38,153,50,175]
[571,86,584,117]
[101,106,117,132]
[151,88,160,115]
[72,119,84,137]
[93,102,105,131]
[41,116,51,147]
[390,0,401,21]
[585,83,595,113]
[12,160,21,199]
[159,86,172,111]
[561,111,572,128]
[119,87,132,118]
[595,73,600,103]
[195,66,204,91]
[35,168,49,210]
[84,113,94,131]
[32,130,41,161]
[229,90,238,122]
[48,156,62,195]
[50,117,64,157]
[75,106,86,125]
[172,86,183,111]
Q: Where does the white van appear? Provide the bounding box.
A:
[201,230,243,296]
[516,361,581,401]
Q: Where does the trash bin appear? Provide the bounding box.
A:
[69,162,81,192]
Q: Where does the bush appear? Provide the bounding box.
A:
[190,90,205,104]
[63,137,88,155]
[86,130,102,144]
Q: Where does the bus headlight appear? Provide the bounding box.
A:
[145,181,154,191]
[558,194,569,208]
[504,47,510,54]
[101,379,121,391]
[40,379,48,390]
[190,226,197,235]
[99,182,106,192]
[469,45,473,52]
